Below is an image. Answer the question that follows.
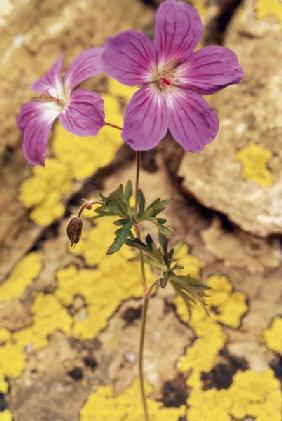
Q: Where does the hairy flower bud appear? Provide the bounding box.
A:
[159,278,168,289]
[66,216,83,247]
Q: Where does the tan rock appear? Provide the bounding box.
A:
[202,218,281,273]
[179,1,282,236]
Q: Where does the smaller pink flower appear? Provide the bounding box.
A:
[18,49,105,166]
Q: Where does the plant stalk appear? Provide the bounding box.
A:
[135,151,150,421]
[134,151,147,291]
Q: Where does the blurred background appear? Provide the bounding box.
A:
[0,0,281,420]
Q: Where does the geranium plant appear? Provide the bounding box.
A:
[17,1,243,419]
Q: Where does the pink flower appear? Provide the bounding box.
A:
[18,49,105,166]
[103,0,243,152]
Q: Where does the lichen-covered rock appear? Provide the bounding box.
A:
[0,0,152,280]
[179,0,282,236]
[0,0,153,161]
[1,2,282,421]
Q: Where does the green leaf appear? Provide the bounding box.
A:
[170,275,210,316]
[99,192,106,201]
[158,224,172,236]
[137,189,146,217]
[145,198,170,218]
[159,233,168,252]
[106,221,133,255]
[124,180,133,204]
[113,218,130,226]
[178,290,193,320]
[116,184,124,198]
[126,237,146,250]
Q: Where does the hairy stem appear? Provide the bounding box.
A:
[77,200,100,218]
[105,121,123,130]
[135,151,150,421]
[139,294,150,421]
[134,151,147,290]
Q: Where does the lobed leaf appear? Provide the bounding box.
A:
[106,221,133,255]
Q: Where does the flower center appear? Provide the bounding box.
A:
[40,92,64,106]
[161,76,172,85]
[151,63,178,91]
[153,73,173,91]
[39,83,71,109]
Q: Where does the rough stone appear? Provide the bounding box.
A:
[179,1,282,236]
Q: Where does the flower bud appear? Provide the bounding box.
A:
[66,216,83,247]
[158,278,168,289]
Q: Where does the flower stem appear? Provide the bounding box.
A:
[105,121,123,130]
[77,200,101,218]
[135,151,150,421]
[139,295,150,421]
[134,152,147,291]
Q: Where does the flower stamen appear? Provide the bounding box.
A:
[39,91,64,106]
[160,76,172,86]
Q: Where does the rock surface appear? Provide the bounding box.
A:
[0,1,281,421]
[179,0,282,236]
[0,0,153,280]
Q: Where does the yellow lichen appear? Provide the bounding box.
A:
[0,278,71,394]
[0,410,13,421]
[256,0,282,24]
[0,342,26,392]
[205,275,247,329]
[176,271,280,421]
[57,216,152,339]
[176,274,247,329]
[108,79,137,102]
[175,244,204,278]
[80,379,186,421]
[176,275,230,390]
[70,216,118,265]
[52,94,123,180]
[192,0,206,20]
[0,252,42,302]
[176,273,246,390]
[236,142,273,187]
[263,317,282,354]
[19,159,73,225]
[178,318,227,390]
[0,328,11,344]
[0,207,150,397]
[186,369,281,421]
[15,294,72,350]
[187,388,230,421]
[0,376,8,393]
[229,369,281,421]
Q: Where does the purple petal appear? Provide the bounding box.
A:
[59,89,105,136]
[65,48,104,91]
[31,54,64,99]
[177,46,244,94]
[122,86,168,150]
[155,0,203,65]
[103,30,157,86]
[18,101,61,166]
[168,88,219,152]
